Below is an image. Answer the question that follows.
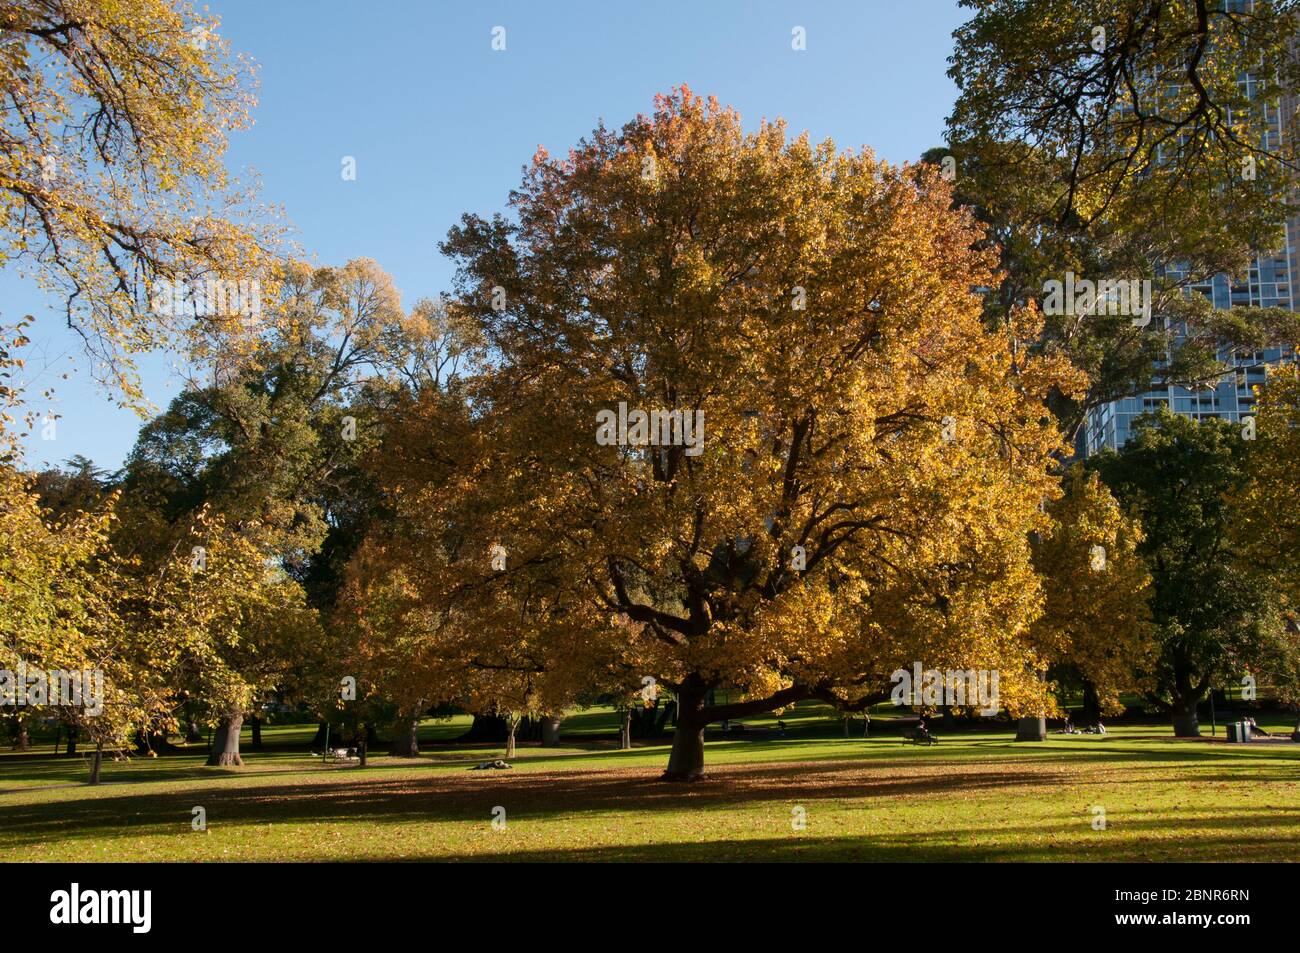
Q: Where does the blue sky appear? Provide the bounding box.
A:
[8,0,967,472]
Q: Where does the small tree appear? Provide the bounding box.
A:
[144,511,322,767]
[1014,466,1155,739]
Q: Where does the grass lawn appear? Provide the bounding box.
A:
[2,709,1298,862]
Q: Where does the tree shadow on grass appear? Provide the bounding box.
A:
[4,749,1300,860]
[0,757,1102,852]
[382,820,1300,863]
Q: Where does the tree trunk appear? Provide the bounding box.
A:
[458,713,510,743]
[249,716,263,750]
[10,715,29,750]
[540,714,562,747]
[390,714,420,757]
[1015,716,1046,741]
[309,720,328,750]
[504,717,517,759]
[358,727,367,767]
[65,724,77,756]
[89,742,103,785]
[862,712,870,737]
[662,684,708,781]
[620,708,632,750]
[1081,679,1102,726]
[1172,700,1201,737]
[206,714,244,766]
[518,715,542,742]
[134,728,178,755]
[843,715,850,738]
[1017,669,1048,740]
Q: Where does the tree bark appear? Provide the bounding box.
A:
[1081,679,1102,726]
[458,713,509,743]
[1016,670,1049,740]
[89,742,103,785]
[249,716,263,750]
[309,720,328,750]
[64,724,77,756]
[390,714,420,757]
[10,714,29,750]
[504,716,518,759]
[662,684,708,781]
[134,728,179,755]
[206,714,244,766]
[1015,716,1046,741]
[540,714,562,747]
[620,708,632,750]
[358,726,367,767]
[1172,700,1201,737]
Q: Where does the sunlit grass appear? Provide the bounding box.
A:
[2,711,1297,862]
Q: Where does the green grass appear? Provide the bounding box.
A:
[2,711,1298,862]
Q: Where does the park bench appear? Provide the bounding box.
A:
[322,747,360,764]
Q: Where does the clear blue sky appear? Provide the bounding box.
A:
[7,0,967,472]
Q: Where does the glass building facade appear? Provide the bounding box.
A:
[1083,22,1300,456]
[1084,343,1297,455]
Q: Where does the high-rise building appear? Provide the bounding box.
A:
[1084,342,1296,454]
[1083,19,1300,456]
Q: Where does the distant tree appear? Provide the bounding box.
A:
[141,510,322,767]
[1090,411,1289,735]
[1232,365,1300,737]
[30,455,115,518]
[1232,364,1300,604]
[1018,466,1155,738]
[0,467,166,782]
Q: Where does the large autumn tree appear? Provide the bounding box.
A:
[352,88,1120,780]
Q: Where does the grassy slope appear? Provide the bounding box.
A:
[2,709,1297,862]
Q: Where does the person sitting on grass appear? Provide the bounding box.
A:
[1247,716,1270,738]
